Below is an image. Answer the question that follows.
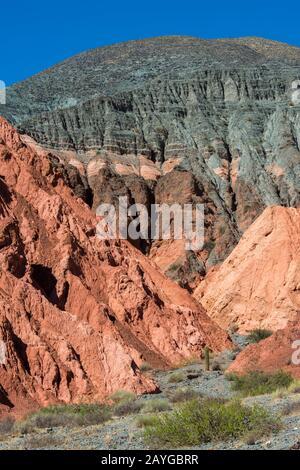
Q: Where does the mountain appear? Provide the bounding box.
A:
[1,36,300,286]
[228,314,300,378]
[3,36,300,125]
[0,117,231,417]
[194,206,300,333]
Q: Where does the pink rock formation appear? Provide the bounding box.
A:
[228,314,300,378]
[194,206,300,333]
[0,118,231,417]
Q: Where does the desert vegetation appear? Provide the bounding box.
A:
[143,398,280,448]
[167,371,186,383]
[247,329,272,344]
[169,387,200,403]
[1,391,145,438]
[15,403,112,434]
[0,418,15,437]
[142,398,170,413]
[226,371,293,396]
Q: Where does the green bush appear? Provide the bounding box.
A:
[109,390,135,404]
[17,403,112,432]
[211,361,222,371]
[142,398,170,413]
[167,263,181,273]
[140,362,152,372]
[203,240,215,252]
[0,417,14,436]
[272,379,300,398]
[167,372,185,383]
[169,388,199,403]
[143,398,279,448]
[281,400,300,416]
[136,414,158,428]
[227,371,293,396]
[113,400,142,417]
[207,145,215,154]
[288,380,300,394]
[38,403,106,416]
[21,434,63,449]
[247,329,272,343]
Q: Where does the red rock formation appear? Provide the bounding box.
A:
[0,118,231,417]
[148,169,236,290]
[194,206,300,333]
[228,314,300,379]
[25,136,238,288]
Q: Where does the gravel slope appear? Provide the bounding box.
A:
[1,351,300,451]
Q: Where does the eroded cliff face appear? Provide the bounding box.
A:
[194,206,300,334]
[228,314,300,379]
[0,118,231,417]
[1,36,300,283]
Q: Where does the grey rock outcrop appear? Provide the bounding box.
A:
[1,36,300,283]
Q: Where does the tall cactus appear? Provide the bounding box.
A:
[204,346,210,371]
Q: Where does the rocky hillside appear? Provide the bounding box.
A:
[228,314,300,378]
[0,117,231,417]
[194,206,300,333]
[3,36,300,124]
[1,36,300,280]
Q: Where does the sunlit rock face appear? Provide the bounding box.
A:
[0,117,231,417]
[228,313,300,379]
[194,206,300,334]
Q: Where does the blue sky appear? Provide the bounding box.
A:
[1,0,300,85]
